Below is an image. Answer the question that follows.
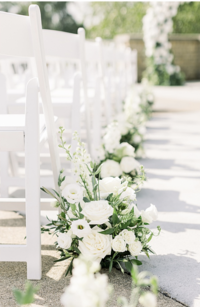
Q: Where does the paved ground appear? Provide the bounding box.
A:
[0,211,184,307]
[137,111,200,307]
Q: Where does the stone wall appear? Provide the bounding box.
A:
[115,34,200,82]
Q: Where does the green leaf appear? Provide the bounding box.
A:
[99,228,115,235]
[130,259,142,266]
[124,260,133,273]
[13,282,38,305]
[54,256,71,262]
[112,210,120,225]
[83,197,90,203]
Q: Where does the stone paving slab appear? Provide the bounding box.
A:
[137,112,200,307]
[0,211,184,307]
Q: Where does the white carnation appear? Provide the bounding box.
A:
[133,204,141,218]
[120,187,136,202]
[79,226,112,262]
[128,240,142,256]
[141,204,158,224]
[115,142,135,158]
[120,229,135,244]
[112,235,127,252]
[101,160,122,178]
[82,200,113,225]
[120,157,141,174]
[99,177,123,199]
[57,231,72,249]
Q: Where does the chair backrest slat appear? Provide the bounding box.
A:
[43,29,80,60]
[0,12,33,57]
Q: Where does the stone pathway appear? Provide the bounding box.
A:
[137,111,200,307]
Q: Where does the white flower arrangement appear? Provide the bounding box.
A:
[60,255,158,307]
[143,2,184,86]
[41,130,161,276]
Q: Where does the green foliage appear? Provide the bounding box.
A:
[86,2,148,39]
[173,2,200,34]
[13,282,38,305]
[143,57,185,86]
[0,2,82,33]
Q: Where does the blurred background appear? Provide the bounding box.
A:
[1,1,200,82]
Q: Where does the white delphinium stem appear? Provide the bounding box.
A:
[60,256,112,307]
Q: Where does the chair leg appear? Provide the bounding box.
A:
[71,72,81,154]
[25,78,41,280]
[0,152,9,197]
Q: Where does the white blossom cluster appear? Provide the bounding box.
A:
[143,2,181,75]
[61,255,158,307]
[57,177,158,261]
[61,256,112,307]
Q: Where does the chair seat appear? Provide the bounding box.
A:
[0,114,56,151]
[0,114,46,132]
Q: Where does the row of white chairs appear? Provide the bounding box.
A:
[0,5,137,279]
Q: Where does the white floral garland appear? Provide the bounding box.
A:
[143,2,184,85]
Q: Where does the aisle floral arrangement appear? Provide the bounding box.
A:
[143,2,185,86]
[13,256,158,307]
[60,256,158,307]
[41,130,160,276]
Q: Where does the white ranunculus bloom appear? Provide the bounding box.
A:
[128,240,142,256]
[120,156,141,174]
[139,292,157,307]
[82,200,113,225]
[62,183,83,204]
[57,231,72,249]
[101,160,122,178]
[120,187,136,202]
[133,204,141,218]
[99,177,123,199]
[115,142,135,158]
[141,204,158,224]
[112,235,127,252]
[120,229,135,244]
[71,219,91,238]
[79,226,112,262]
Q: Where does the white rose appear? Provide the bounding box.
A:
[128,240,142,256]
[79,226,112,262]
[101,160,122,178]
[57,232,72,249]
[115,142,135,158]
[139,292,157,307]
[99,177,123,199]
[141,204,158,224]
[82,200,113,225]
[120,187,136,202]
[133,204,141,218]
[62,183,83,204]
[71,219,91,238]
[112,235,127,252]
[120,229,135,244]
[120,157,141,174]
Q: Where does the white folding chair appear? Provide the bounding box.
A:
[0,7,87,197]
[0,5,64,279]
